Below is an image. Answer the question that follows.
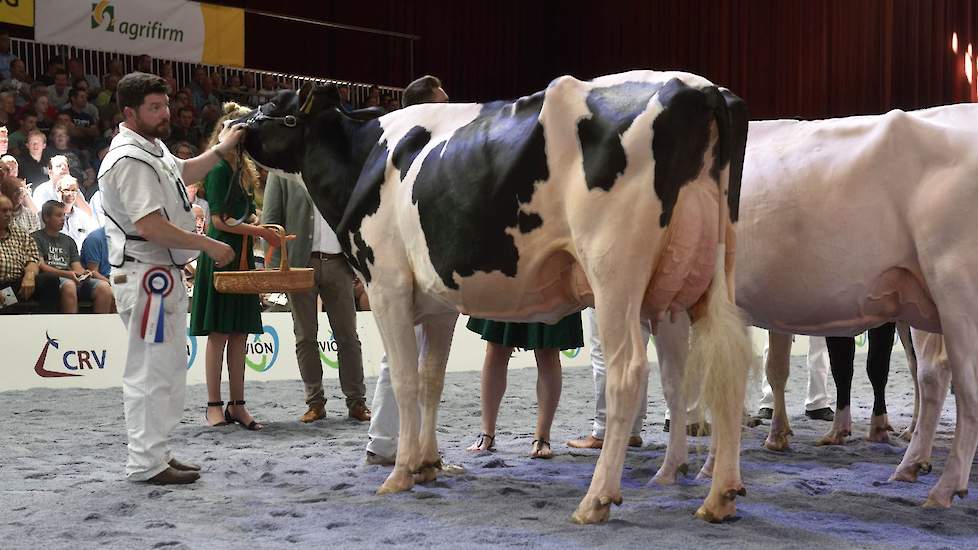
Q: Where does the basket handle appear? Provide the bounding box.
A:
[259,224,291,272]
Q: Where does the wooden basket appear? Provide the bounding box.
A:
[213,224,314,294]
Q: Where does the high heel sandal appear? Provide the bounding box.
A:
[206,401,229,427]
[224,400,264,431]
[467,433,495,452]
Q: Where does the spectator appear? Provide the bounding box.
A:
[32,153,69,204]
[0,125,6,155]
[170,140,197,160]
[1,58,32,106]
[160,62,178,95]
[0,91,16,130]
[364,95,381,108]
[241,72,260,105]
[32,199,113,313]
[197,104,219,148]
[191,67,218,110]
[47,70,71,109]
[61,88,99,148]
[18,131,47,188]
[0,170,40,234]
[336,84,354,112]
[7,112,36,155]
[95,73,119,107]
[0,193,41,311]
[28,95,55,135]
[80,225,110,280]
[103,58,125,85]
[39,57,65,86]
[55,176,98,251]
[382,95,398,112]
[70,78,103,121]
[67,58,101,92]
[0,32,13,80]
[137,54,153,74]
[78,163,98,202]
[41,125,79,167]
[168,106,201,149]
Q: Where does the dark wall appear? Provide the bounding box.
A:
[214,0,977,118]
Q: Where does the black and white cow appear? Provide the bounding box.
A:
[238,70,751,523]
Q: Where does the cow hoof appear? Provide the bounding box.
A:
[763,433,791,452]
[922,495,952,509]
[816,429,851,446]
[571,494,621,524]
[898,428,914,442]
[413,465,438,484]
[890,461,930,483]
[696,465,713,481]
[650,463,688,486]
[377,470,415,495]
[695,499,737,523]
[866,416,893,443]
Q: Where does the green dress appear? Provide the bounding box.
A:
[189,160,263,336]
[466,313,583,351]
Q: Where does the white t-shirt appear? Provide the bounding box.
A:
[32,179,57,207]
[62,206,99,252]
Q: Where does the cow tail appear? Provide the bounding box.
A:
[683,86,753,443]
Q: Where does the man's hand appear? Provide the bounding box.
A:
[18,274,35,301]
[205,240,235,268]
[213,122,248,158]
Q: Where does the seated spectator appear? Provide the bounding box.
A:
[170,89,192,114]
[137,54,153,74]
[67,57,101,93]
[78,162,98,202]
[60,88,99,148]
[168,106,202,149]
[198,103,219,148]
[0,91,16,131]
[0,125,6,155]
[0,194,42,311]
[382,95,399,112]
[80,225,110,279]
[33,200,112,313]
[47,70,71,109]
[29,95,55,134]
[337,84,354,112]
[191,67,219,110]
[102,58,125,86]
[0,32,12,80]
[364,85,381,108]
[18,131,48,188]
[41,125,79,167]
[160,62,178,95]
[70,79,103,121]
[32,153,69,205]
[0,171,40,234]
[38,57,65,87]
[0,58,32,106]
[95,73,119,108]
[56,177,99,250]
[8,111,37,155]
[170,140,197,160]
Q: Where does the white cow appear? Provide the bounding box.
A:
[239,71,753,523]
[657,104,977,509]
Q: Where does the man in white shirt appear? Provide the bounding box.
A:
[55,177,98,251]
[99,71,237,485]
[32,154,69,206]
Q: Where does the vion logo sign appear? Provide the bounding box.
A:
[91,0,185,42]
[34,332,108,378]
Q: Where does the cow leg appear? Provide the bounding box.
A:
[817,337,854,446]
[763,332,793,451]
[651,312,693,485]
[891,330,949,483]
[572,300,648,524]
[372,289,424,495]
[896,321,919,441]
[923,321,978,508]
[865,323,896,443]
[414,312,459,484]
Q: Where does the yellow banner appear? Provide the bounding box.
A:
[201,3,244,67]
[0,0,35,27]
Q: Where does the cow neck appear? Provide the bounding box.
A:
[302,113,379,232]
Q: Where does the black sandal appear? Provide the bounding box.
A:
[206,401,229,427]
[225,400,264,431]
[531,439,552,459]
[468,433,495,452]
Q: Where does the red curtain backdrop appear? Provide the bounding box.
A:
[211,0,977,119]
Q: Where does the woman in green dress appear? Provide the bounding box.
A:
[465,313,583,458]
[190,103,282,430]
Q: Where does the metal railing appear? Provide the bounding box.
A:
[9,37,403,107]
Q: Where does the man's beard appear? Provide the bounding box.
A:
[135,117,171,140]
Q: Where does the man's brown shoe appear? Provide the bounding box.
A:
[146,467,199,485]
[349,402,372,422]
[168,458,201,472]
[567,434,603,449]
[300,404,326,423]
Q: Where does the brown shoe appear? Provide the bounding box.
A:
[168,458,201,472]
[567,434,603,449]
[349,402,372,422]
[146,467,199,485]
[300,404,326,423]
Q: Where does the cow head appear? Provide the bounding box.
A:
[237,83,343,176]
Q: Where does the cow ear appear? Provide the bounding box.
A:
[298,82,315,114]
